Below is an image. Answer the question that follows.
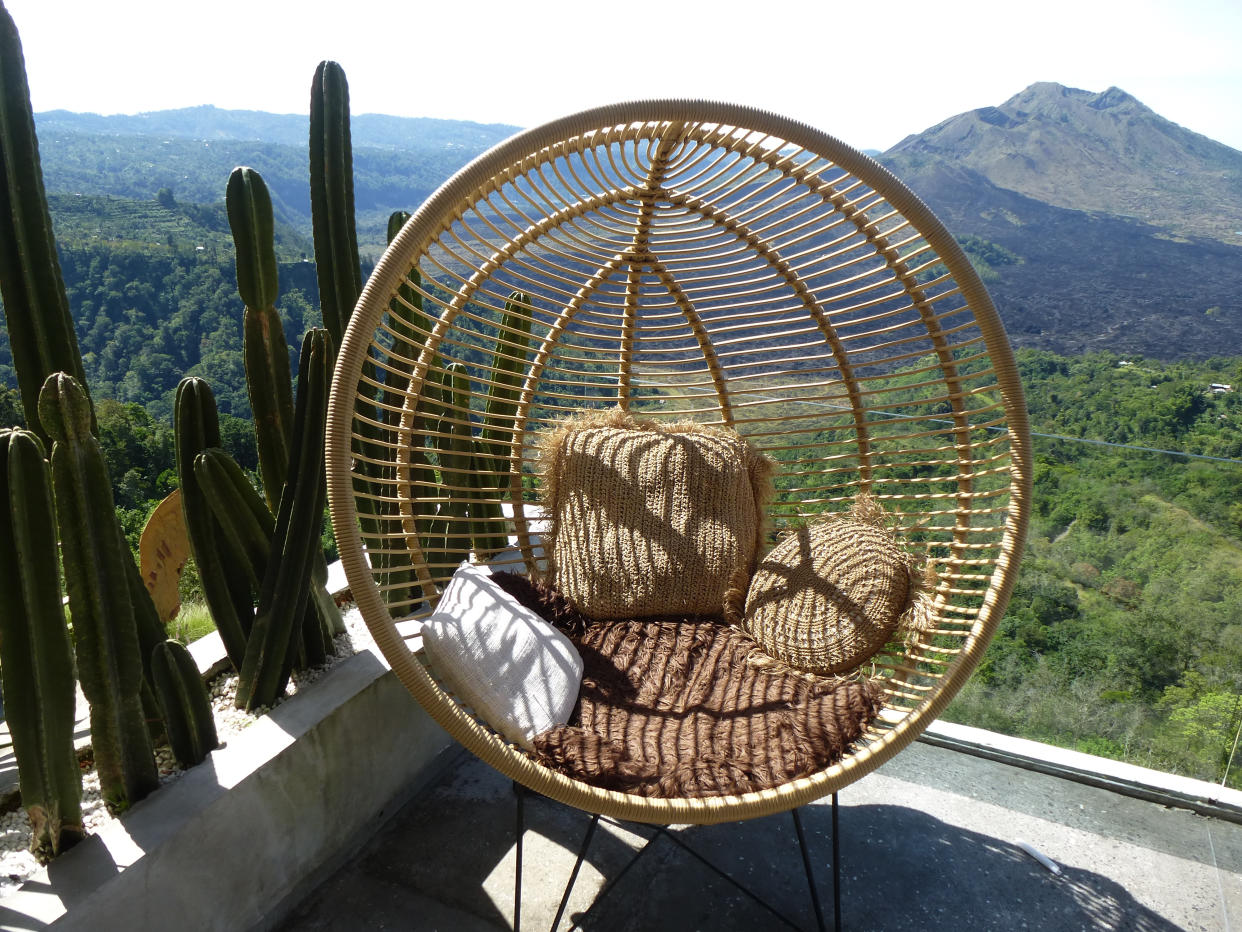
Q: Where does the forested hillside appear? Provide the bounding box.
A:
[0,196,324,421]
[33,106,518,254]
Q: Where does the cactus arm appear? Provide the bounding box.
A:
[174,378,253,669]
[0,429,84,860]
[243,300,294,513]
[471,291,532,554]
[310,64,392,604]
[469,446,507,557]
[193,445,332,673]
[373,212,436,609]
[226,166,279,310]
[235,477,304,709]
[437,363,476,567]
[228,167,294,513]
[193,445,336,661]
[309,61,360,350]
[0,7,93,444]
[193,447,276,590]
[123,524,175,743]
[39,374,157,811]
[480,291,533,480]
[151,640,218,769]
[236,330,333,710]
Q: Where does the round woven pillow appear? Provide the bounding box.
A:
[743,516,918,676]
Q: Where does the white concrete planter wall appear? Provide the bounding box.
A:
[0,647,454,931]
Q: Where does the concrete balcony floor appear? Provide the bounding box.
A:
[278,733,1241,931]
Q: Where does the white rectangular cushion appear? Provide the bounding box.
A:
[419,563,583,750]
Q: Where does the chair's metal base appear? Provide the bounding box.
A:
[512,783,841,932]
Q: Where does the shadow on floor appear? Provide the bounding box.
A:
[280,762,1181,932]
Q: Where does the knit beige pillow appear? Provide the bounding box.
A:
[538,408,772,620]
[743,499,930,676]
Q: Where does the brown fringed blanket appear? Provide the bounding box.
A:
[492,573,882,799]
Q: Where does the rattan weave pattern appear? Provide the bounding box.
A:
[326,100,1032,824]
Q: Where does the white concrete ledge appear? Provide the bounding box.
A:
[0,646,455,931]
[921,719,1242,823]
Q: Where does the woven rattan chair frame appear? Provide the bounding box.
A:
[326,100,1032,826]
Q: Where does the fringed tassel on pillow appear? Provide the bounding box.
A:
[848,492,940,645]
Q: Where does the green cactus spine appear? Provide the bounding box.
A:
[227,166,294,515]
[174,377,252,670]
[39,373,157,812]
[236,329,334,711]
[0,7,94,445]
[0,429,84,860]
[309,60,361,351]
[151,640,218,769]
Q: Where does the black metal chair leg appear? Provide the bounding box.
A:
[568,825,661,930]
[514,782,526,932]
[792,807,827,932]
[550,813,600,932]
[516,788,842,932]
[832,792,841,932]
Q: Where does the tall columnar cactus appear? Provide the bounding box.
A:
[474,290,533,554]
[437,362,479,568]
[380,210,426,418]
[175,377,252,670]
[377,210,436,607]
[480,292,532,476]
[309,60,360,351]
[310,62,397,609]
[0,429,84,861]
[39,373,158,811]
[225,164,343,637]
[227,166,294,515]
[236,329,334,711]
[151,640,218,769]
[0,6,94,445]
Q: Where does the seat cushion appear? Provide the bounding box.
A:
[492,572,882,799]
[538,408,771,620]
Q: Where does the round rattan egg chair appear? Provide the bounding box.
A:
[325,100,1032,830]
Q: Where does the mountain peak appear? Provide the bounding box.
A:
[1089,85,1142,110]
[996,82,1150,120]
[885,82,1242,245]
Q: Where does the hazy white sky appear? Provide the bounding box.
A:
[5,0,1241,152]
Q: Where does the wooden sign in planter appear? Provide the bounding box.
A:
[0,643,454,931]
